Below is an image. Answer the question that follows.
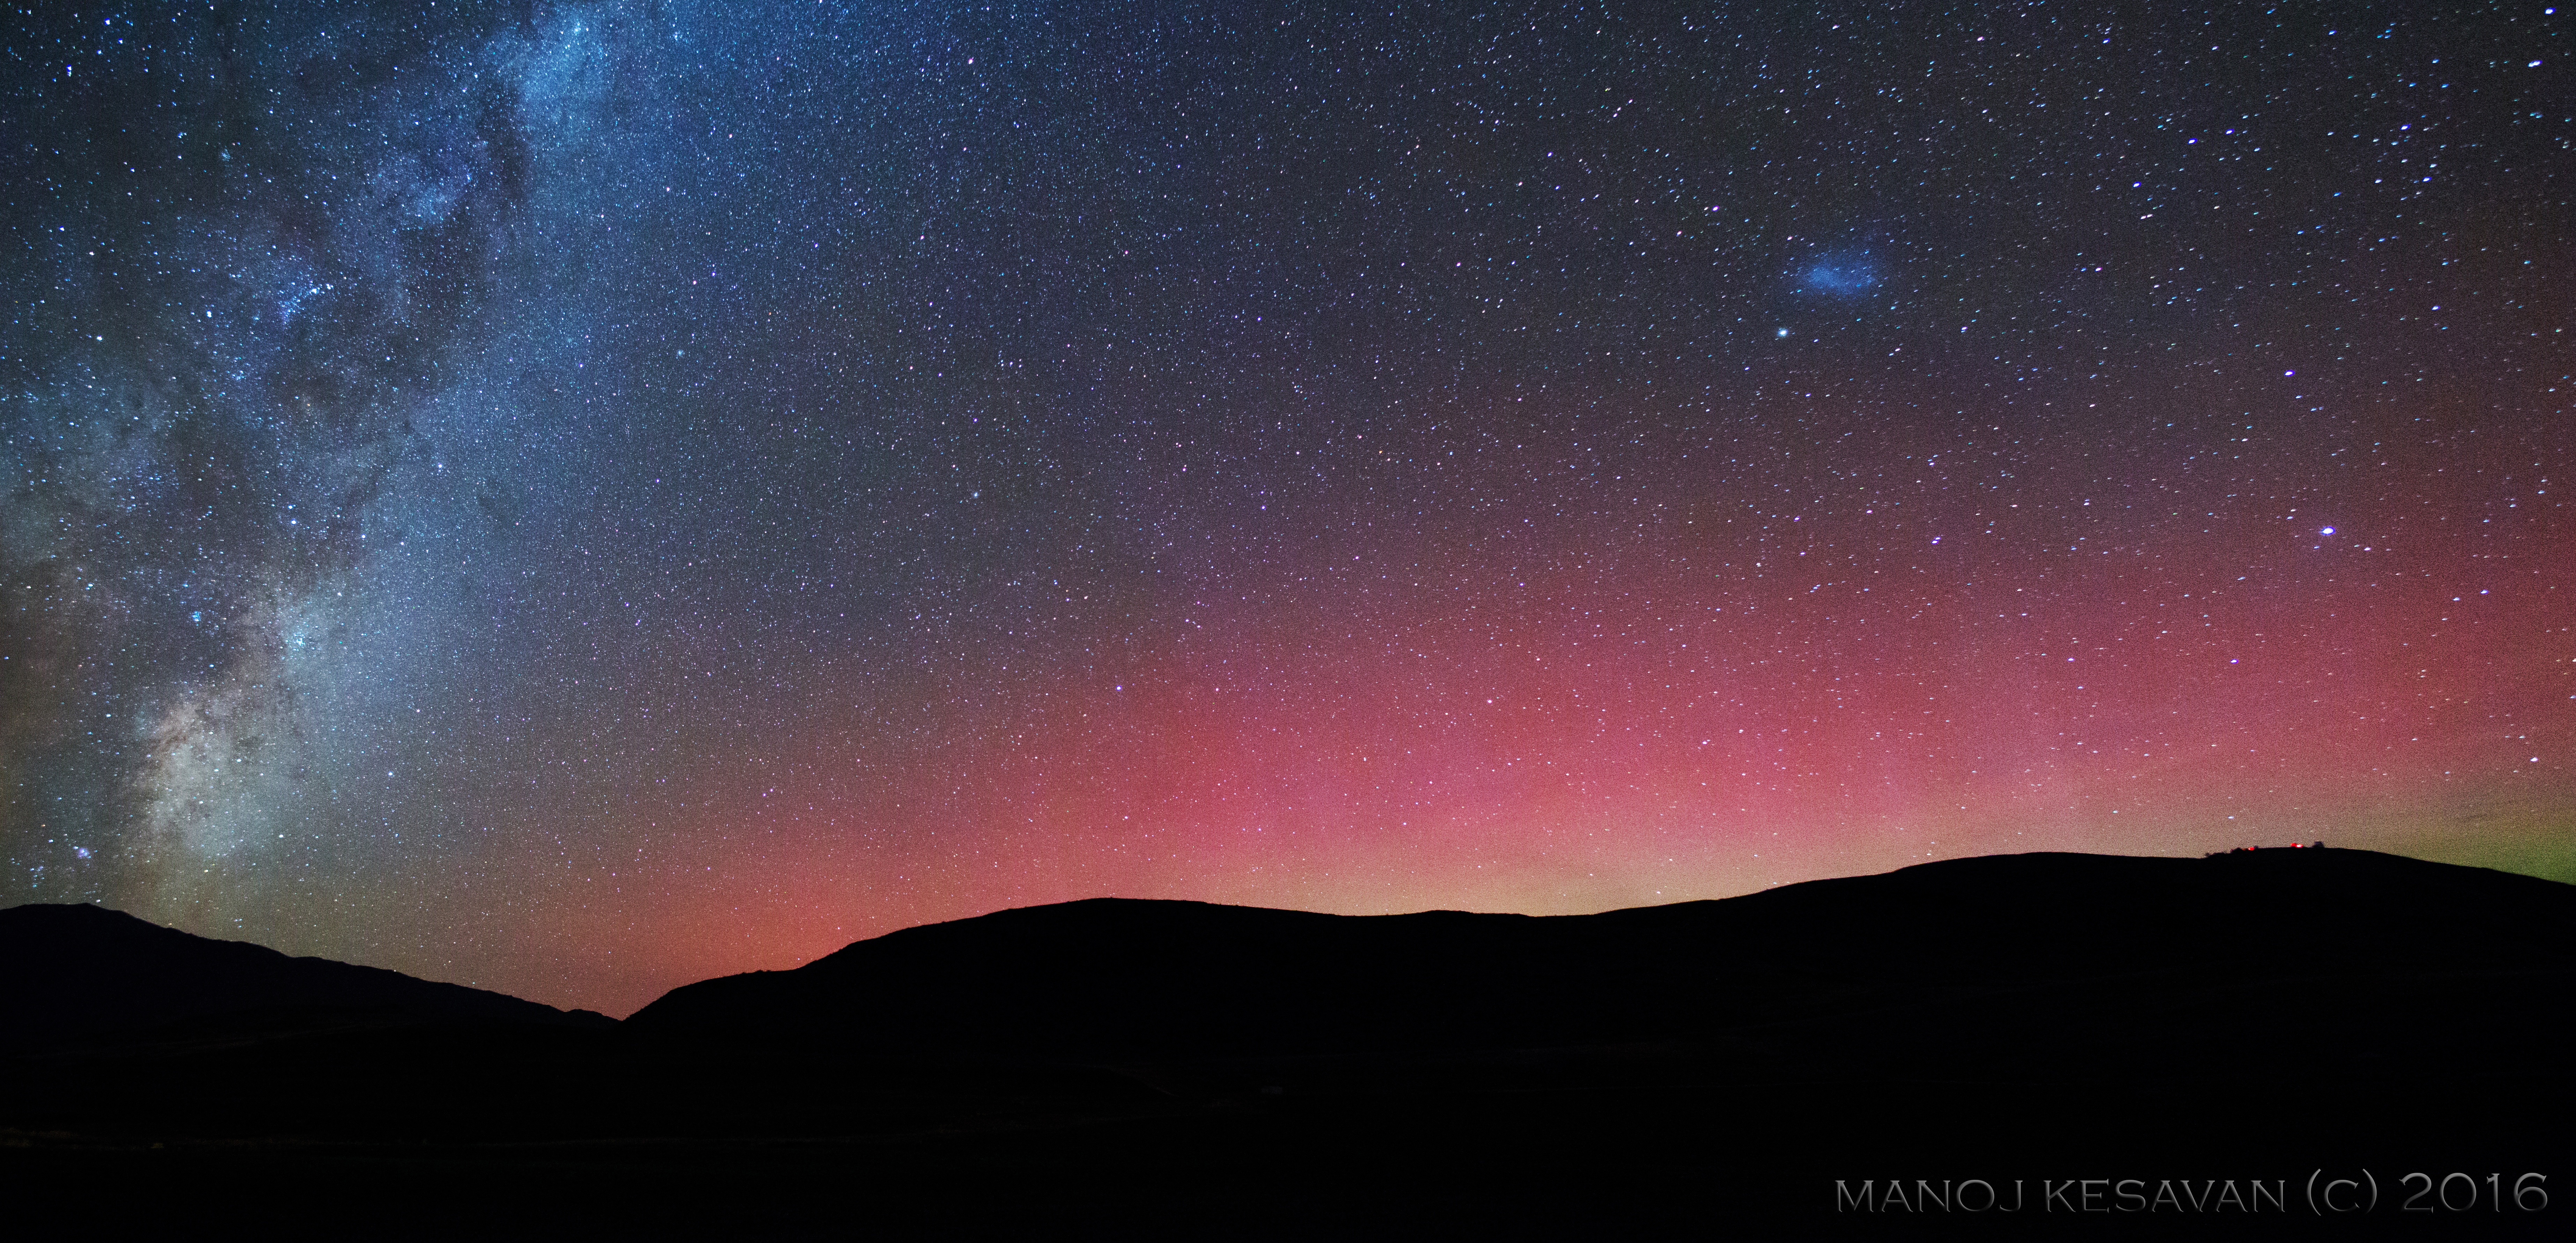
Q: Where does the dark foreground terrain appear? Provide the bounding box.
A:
[4,849,2568,1233]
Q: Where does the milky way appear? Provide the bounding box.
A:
[5,2,2570,1014]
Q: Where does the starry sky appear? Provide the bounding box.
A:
[4,1,2571,1016]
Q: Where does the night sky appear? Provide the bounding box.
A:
[5,1,2571,1016]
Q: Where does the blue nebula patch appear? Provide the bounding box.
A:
[1796,253,1878,296]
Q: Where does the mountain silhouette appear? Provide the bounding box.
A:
[625,848,2574,1073]
[6,850,2567,1230]
[0,902,611,1049]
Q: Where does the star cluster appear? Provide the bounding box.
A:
[3,1,2569,1013]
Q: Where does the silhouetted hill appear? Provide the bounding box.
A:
[625,848,2574,1073]
[8,852,2568,1232]
[0,902,612,1048]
